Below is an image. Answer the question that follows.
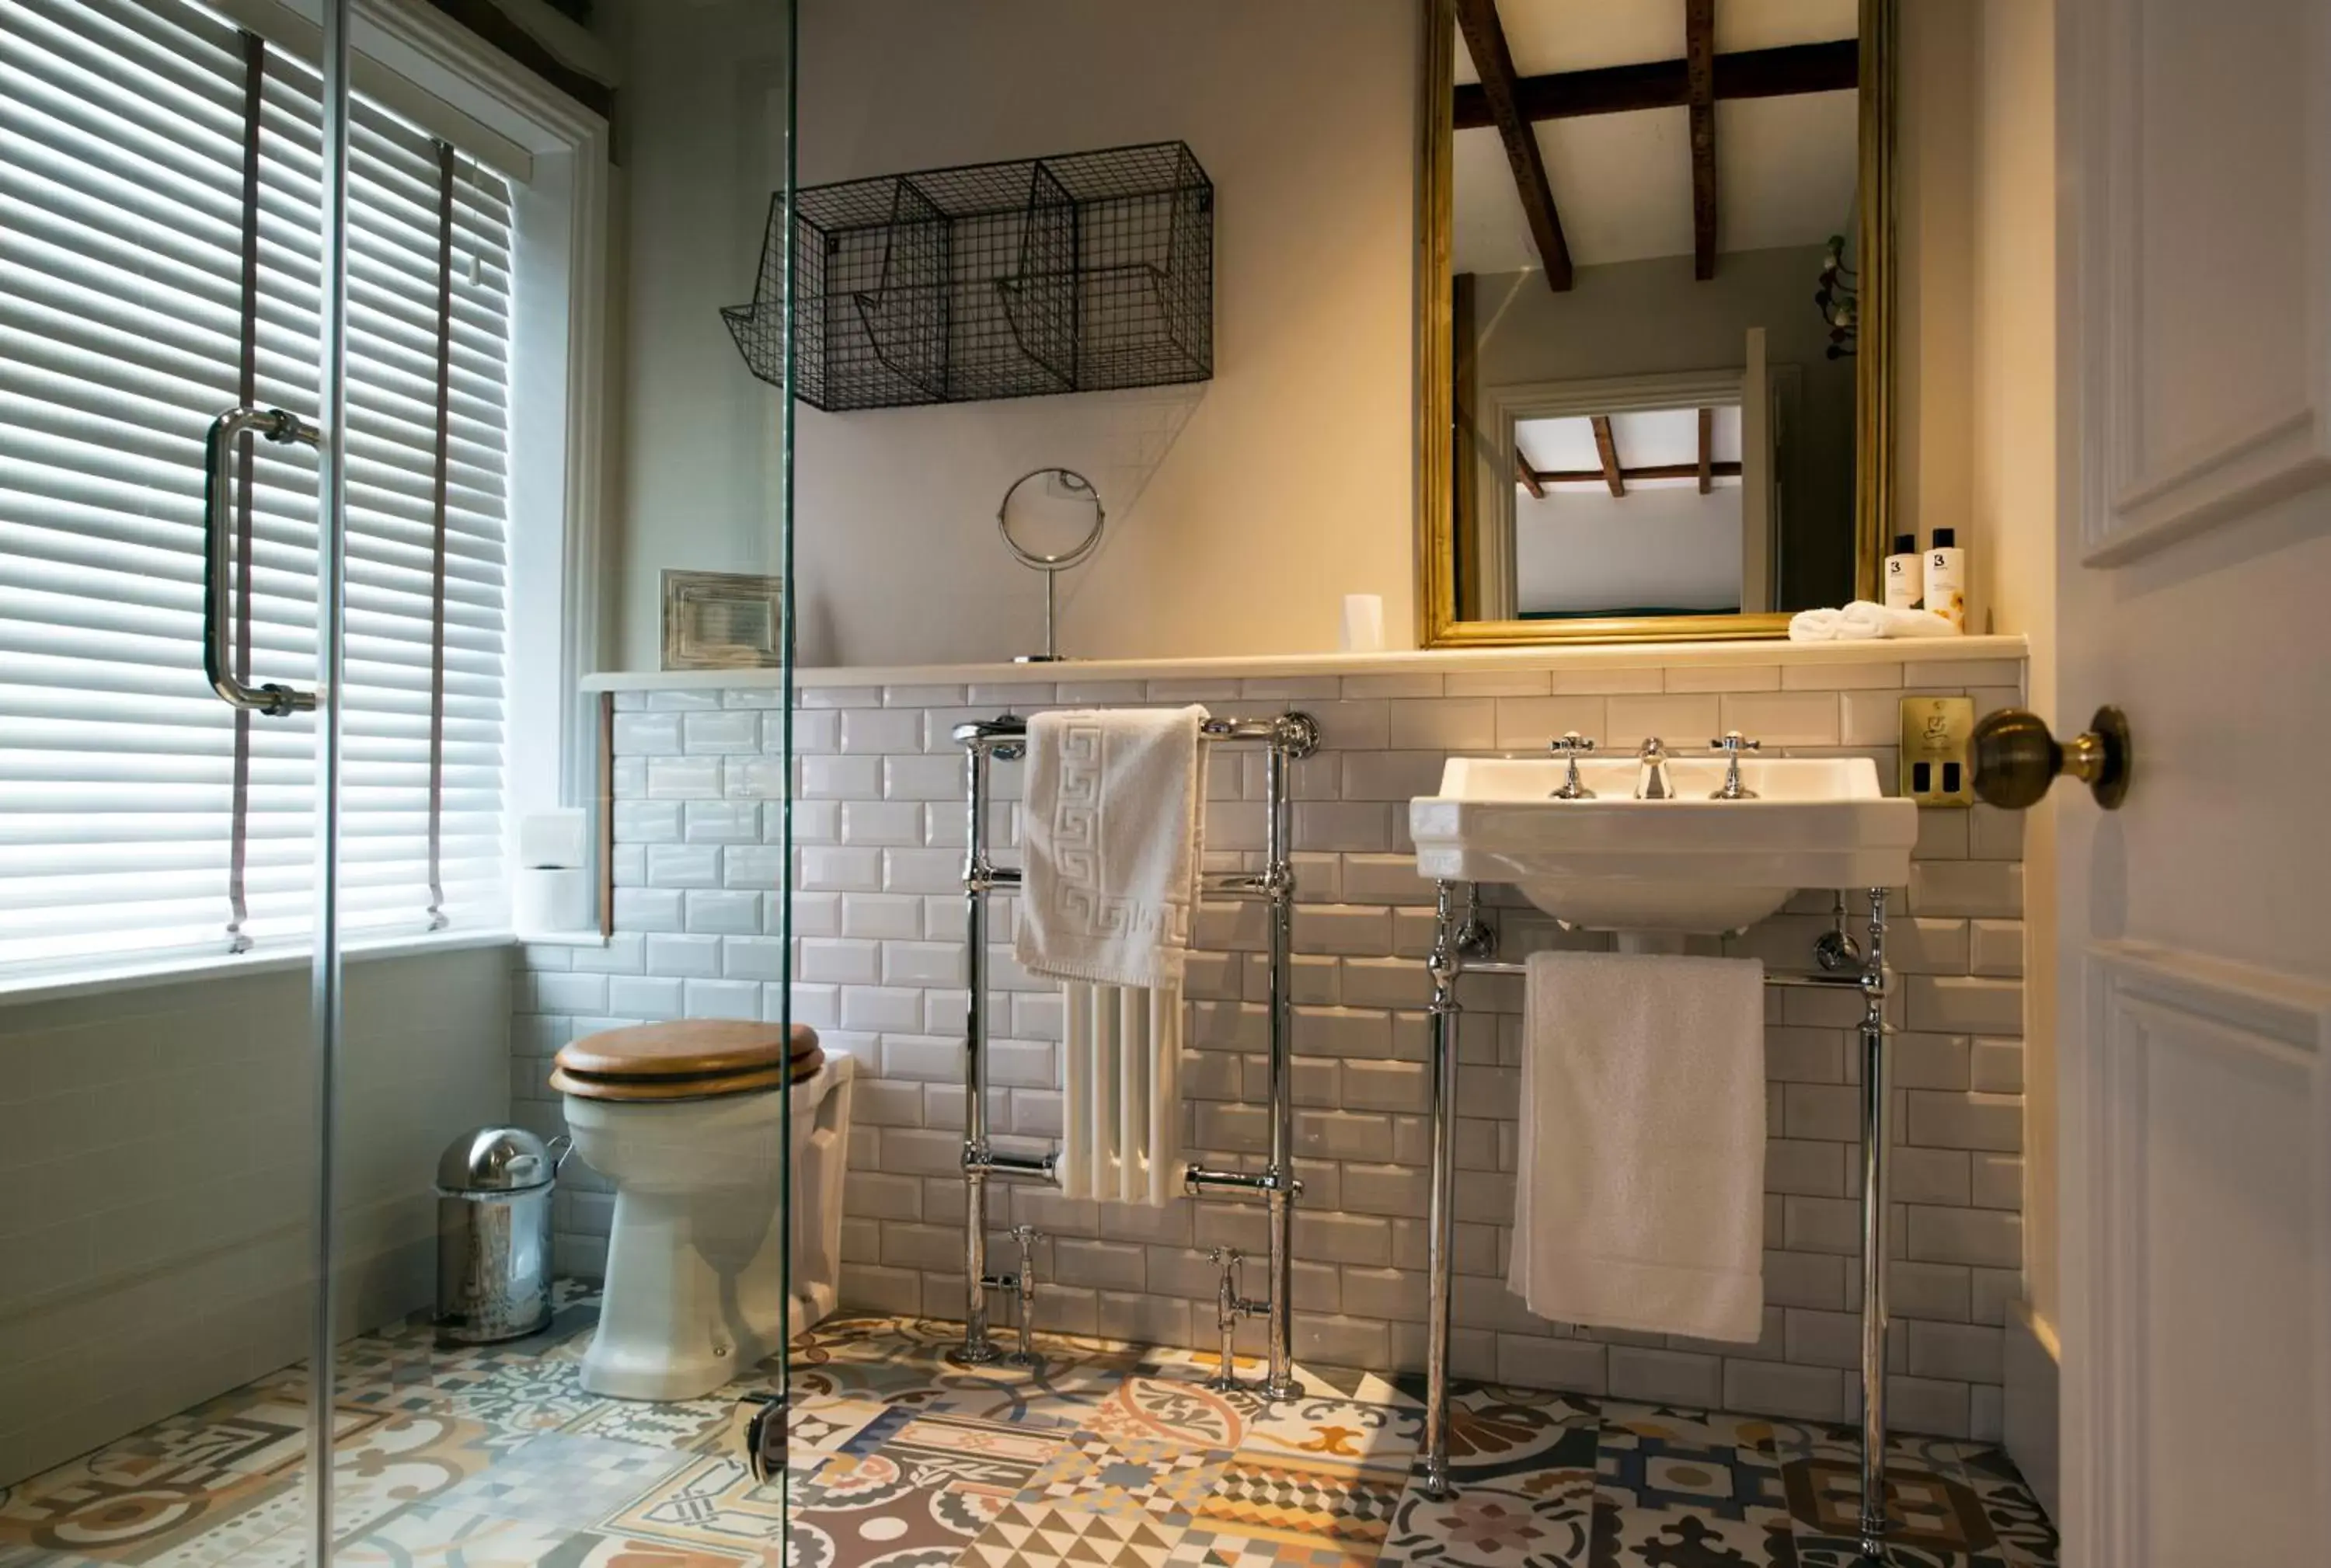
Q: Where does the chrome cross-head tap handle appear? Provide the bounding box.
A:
[1708,731,1762,800]
[1548,732,1597,799]
[1634,737,1674,800]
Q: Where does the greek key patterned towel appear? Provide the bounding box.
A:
[1013,706,1207,991]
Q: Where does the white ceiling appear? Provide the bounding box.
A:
[1453,0,1859,274]
[1517,406,1743,490]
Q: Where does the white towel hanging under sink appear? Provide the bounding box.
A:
[1510,950,1768,1343]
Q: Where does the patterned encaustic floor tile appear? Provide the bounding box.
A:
[0,1291,2056,1568]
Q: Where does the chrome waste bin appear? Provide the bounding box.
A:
[435,1126,570,1345]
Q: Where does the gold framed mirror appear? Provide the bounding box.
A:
[1415,0,1895,646]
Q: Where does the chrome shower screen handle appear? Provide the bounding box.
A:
[204,405,322,715]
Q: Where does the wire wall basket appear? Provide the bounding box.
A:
[723,141,1214,412]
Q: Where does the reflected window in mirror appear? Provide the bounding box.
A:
[1420,0,1894,646]
[1507,400,1747,619]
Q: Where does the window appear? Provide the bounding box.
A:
[0,0,515,970]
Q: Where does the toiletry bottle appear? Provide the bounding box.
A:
[1883,532,1922,611]
[1925,528,1966,630]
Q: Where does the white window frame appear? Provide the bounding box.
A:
[0,0,612,1002]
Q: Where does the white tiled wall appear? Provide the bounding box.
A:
[513,656,2027,1439]
[0,946,510,1485]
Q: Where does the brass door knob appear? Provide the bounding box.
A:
[1970,706,2132,810]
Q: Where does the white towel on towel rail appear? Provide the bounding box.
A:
[1509,950,1768,1342]
[1016,706,1207,1207]
[1061,981,1183,1205]
[1014,706,1207,991]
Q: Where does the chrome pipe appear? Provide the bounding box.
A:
[960,739,1000,1364]
[1259,735,1300,1399]
[1206,1247,1246,1391]
[951,713,1322,751]
[1857,887,1893,1559]
[1430,956,1868,988]
[1185,1165,1280,1193]
[971,867,1286,901]
[1421,880,1464,1498]
[964,1150,1057,1180]
[1005,1225,1044,1365]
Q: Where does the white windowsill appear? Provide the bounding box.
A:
[0,928,519,1010]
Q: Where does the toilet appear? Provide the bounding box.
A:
[553,1020,854,1401]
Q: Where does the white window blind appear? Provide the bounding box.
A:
[0,0,512,970]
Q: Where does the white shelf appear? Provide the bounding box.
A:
[582,635,2029,694]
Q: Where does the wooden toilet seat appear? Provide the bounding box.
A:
[552,1021,824,1103]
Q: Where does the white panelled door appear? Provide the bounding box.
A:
[2056,0,2331,1563]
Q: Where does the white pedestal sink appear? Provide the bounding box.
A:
[1409,755,1917,935]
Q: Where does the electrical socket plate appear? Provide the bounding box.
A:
[1900,695,1976,807]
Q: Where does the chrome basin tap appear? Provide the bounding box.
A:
[1548,732,1598,799]
[1635,737,1674,800]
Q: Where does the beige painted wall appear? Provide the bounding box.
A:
[1909,0,2060,1343]
[1968,0,2059,1333]
[1897,2,1979,625]
[1873,0,2065,1353]
[602,0,1419,669]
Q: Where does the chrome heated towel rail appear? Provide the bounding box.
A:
[952,712,1321,1397]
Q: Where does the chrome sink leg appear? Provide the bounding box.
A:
[1421,880,1465,1500]
[1856,886,1893,1562]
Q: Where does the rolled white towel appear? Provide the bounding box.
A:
[1789,600,1959,643]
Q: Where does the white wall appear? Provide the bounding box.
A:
[604,0,1419,669]
[1514,484,1745,614]
[0,947,510,1485]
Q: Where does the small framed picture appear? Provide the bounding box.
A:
[660,569,784,670]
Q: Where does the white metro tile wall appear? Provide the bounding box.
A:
[511,658,2027,1441]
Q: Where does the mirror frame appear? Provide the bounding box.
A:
[1413,0,1897,646]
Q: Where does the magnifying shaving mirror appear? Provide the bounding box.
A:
[997,467,1106,662]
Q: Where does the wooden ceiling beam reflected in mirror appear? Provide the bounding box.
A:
[1519,460,1745,489]
[1453,0,1574,291]
[1589,415,1624,496]
[1697,406,1714,493]
[1450,39,1859,130]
